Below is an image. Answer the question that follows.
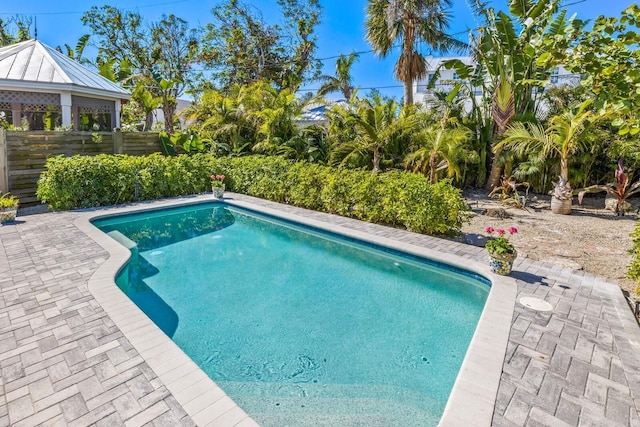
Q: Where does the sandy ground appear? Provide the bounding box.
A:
[453,190,638,295]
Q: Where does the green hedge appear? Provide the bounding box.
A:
[37,154,470,235]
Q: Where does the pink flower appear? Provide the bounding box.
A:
[497,229,506,235]
[508,227,518,234]
[485,227,495,233]
[210,175,216,180]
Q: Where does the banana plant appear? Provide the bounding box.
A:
[448,0,585,189]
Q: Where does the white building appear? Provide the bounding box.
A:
[413,55,581,113]
[0,39,130,131]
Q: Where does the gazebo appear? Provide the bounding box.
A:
[0,39,130,131]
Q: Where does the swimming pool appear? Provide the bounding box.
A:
[93,200,491,426]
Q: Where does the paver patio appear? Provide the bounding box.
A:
[1,193,639,426]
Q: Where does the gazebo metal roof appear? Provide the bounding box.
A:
[0,39,130,99]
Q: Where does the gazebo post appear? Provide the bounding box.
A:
[114,100,122,129]
[60,92,72,129]
[11,103,21,128]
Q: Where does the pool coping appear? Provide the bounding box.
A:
[75,194,517,426]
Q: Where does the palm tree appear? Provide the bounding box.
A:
[495,100,598,214]
[317,52,359,100]
[405,121,473,184]
[405,89,474,184]
[330,94,408,171]
[240,82,305,158]
[365,0,465,106]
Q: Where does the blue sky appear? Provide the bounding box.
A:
[0,0,634,99]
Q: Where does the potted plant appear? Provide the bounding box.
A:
[485,226,518,275]
[0,192,19,223]
[210,174,225,198]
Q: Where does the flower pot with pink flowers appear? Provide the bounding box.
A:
[210,174,225,198]
[485,226,518,275]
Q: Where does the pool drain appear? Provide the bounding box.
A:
[519,297,553,312]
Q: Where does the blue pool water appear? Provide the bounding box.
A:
[94,202,490,426]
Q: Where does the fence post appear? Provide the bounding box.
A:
[0,129,7,193]
[113,128,124,154]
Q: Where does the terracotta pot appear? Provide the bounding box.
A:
[550,196,572,215]
[488,250,517,275]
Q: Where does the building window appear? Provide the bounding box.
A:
[452,72,459,80]
[550,67,559,84]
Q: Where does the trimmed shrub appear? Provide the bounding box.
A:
[37,154,470,235]
[629,223,640,292]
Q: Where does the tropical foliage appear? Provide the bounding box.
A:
[330,93,408,171]
[0,16,31,46]
[81,6,200,133]
[496,100,599,201]
[200,0,322,92]
[576,159,640,216]
[316,52,359,100]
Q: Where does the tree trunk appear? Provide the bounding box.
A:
[485,145,504,190]
[404,78,413,106]
[559,157,569,183]
[402,16,415,107]
[372,147,380,172]
[144,112,153,131]
[162,96,176,134]
[429,152,438,184]
[485,122,503,190]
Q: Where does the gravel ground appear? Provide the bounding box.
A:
[454,190,638,295]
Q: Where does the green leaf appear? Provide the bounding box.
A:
[611,117,625,127]
[536,52,551,66]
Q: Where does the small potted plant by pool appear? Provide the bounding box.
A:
[210,174,225,198]
[0,192,19,224]
[485,226,518,275]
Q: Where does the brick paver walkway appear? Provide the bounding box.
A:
[1,194,639,426]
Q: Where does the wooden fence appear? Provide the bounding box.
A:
[0,129,162,206]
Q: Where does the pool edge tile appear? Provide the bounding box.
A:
[75,205,254,427]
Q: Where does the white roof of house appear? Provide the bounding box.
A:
[425,55,475,70]
[298,99,349,125]
[0,39,130,99]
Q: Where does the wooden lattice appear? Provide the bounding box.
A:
[79,104,113,114]
[22,103,61,113]
[0,90,60,105]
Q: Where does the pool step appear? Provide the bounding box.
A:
[245,396,438,426]
[218,382,441,426]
